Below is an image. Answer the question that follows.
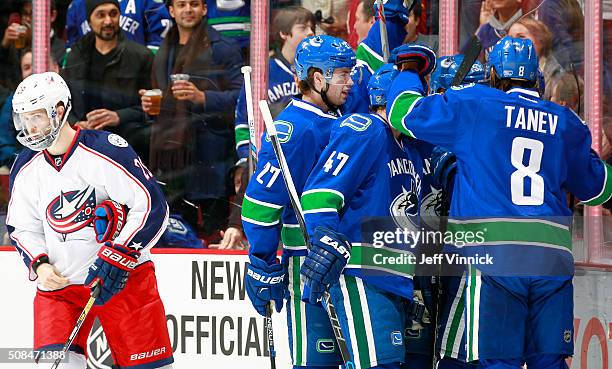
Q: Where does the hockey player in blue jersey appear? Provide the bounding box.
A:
[386,37,612,369]
[355,0,414,74]
[241,35,355,368]
[234,6,315,164]
[66,0,172,53]
[299,63,427,369]
[402,53,489,369]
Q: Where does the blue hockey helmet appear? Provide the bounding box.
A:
[429,54,488,94]
[489,36,538,82]
[294,35,356,82]
[368,63,399,107]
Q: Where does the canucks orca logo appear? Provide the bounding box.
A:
[389,180,420,231]
[420,186,442,230]
[46,186,96,238]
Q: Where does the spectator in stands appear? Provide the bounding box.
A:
[348,0,375,48]
[508,17,564,100]
[62,0,154,160]
[0,0,64,89]
[550,72,584,116]
[472,0,524,59]
[206,0,250,60]
[302,0,349,40]
[404,1,438,52]
[0,49,60,169]
[535,0,584,70]
[215,6,315,250]
[140,0,243,243]
[65,0,172,53]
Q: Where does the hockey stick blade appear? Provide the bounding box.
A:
[258,100,354,368]
[450,35,482,87]
[50,282,101,369]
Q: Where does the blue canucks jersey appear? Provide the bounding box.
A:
[234,55,298,162]
[387,70,612,276]
[207,0,250,49]
[241,99,337,264]
[301,113,424,298]
[356,19,407,74]
[66,0,172,52]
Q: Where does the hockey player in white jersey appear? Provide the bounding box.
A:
[7,72,173,368]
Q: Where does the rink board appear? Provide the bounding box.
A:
[0,248,610,369]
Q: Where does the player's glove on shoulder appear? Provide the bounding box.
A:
[431,146,457,193]
[301,227,352,304]
[93,200,128,243]
[245,255,288,316]
[85,242,140,305]
[390,43,437,76]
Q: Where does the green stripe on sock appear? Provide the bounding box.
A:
[292,257,303,365]
[444,287,465,356]
[467,267,477,362]
[345,276,371,369]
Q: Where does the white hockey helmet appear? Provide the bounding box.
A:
[12,72,72,151]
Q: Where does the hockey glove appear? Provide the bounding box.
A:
[301,227,352,304]
[245,256,288,316]
[84,242,140,305]
[93,200,128,243]
[390,44,437,76]
[431,146,457,193]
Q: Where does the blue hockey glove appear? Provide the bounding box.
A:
[93,200,128,243]
[390,43,437,76]
[245,256,288,316]
[301,227,352,304]
[431,146,457,193]
[84,242,140,305]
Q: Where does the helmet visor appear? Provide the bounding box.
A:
[13,108,52,137]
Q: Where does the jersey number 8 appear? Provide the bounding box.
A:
[510,137,544,206]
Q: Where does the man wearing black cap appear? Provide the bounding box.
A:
[62,0,154,161]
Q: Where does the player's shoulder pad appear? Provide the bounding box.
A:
[79,130,139,164]
[9,148,39,182]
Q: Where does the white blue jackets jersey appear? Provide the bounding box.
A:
[66,0,172,52]
[241,99,337,264]
[6,129,169,287]
[387,70,612,276]
[234,55,298,162]
[301,113,424,298]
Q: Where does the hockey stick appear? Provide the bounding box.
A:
[450,35,482,87]
[50,282,101,369]
[265,303,277,369]
[242,66,276,369]
[375,0,390,62]
[241,66,258,175]
[258,100,355,369]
